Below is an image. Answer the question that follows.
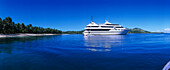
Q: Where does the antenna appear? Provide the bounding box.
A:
[91,16,93,22]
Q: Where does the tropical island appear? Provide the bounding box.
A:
[0,17,62,34]
[0,17,62,37]
[127,28,163,33]
[0,17,163,37]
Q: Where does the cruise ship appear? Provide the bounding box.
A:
[83,20,129,36]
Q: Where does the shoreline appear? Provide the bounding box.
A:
[62,32,165,34]
[0,33,61,38]
[0,33,167,38]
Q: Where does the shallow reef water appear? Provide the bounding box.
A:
[0,34,170,70]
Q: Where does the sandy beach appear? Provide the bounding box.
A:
[0,33,60,38]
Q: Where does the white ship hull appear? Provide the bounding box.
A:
[83,30,129,36]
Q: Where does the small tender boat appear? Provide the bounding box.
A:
[163,61,170,70]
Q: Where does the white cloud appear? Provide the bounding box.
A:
[164,28,170,31]
[164,28,170,33]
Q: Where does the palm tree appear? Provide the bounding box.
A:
[0,17,62,34]
[0,18,2,33]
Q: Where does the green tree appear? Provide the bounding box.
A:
[20,23,25,33]
[0,18,2,33]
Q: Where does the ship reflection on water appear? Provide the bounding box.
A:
[83,35,125,52]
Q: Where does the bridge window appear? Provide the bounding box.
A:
[101,26,113,28]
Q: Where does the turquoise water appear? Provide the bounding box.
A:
[0,34,170,70]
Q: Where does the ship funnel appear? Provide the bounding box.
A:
[104,20,111,24]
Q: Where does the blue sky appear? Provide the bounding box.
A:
[0,0,170,32]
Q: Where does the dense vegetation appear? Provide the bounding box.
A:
[0,17,62,34]
[62,30,84,34]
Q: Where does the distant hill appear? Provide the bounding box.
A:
[63,28,163,34]
[128,28,164,33]
[128,28,151,33]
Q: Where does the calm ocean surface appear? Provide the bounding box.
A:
[0,34,170,70]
